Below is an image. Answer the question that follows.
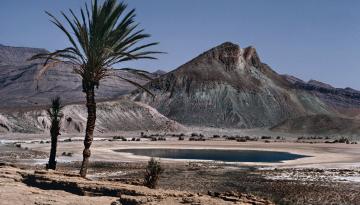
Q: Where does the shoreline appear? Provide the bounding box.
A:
[14,138,360,169]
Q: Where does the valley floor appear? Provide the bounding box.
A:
[1,130,360,204]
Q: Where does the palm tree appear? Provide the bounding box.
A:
[31,0,159,177]
[47,97,63,170]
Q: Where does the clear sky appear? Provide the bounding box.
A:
[1,0,360,89]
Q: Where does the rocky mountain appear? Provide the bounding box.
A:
[132,42,360,129]
[0,98,183,133]
[0,44,184,133]
[282,75,360,118]
[0,44,155,109]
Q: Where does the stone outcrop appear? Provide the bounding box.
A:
[0,165,273,205]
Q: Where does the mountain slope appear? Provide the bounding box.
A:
[271,114,360,134]
[132,42,360,128]
[0,98,184,133]
[0,44,154,109]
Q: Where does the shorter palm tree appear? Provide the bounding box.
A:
[46,97,63,170]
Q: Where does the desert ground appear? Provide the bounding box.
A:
[1,128,360,204]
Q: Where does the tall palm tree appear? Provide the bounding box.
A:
[47,97,63,170]
[31,0,160,177]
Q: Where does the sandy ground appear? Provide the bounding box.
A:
[2,130,360,204]
[11,135,360,169]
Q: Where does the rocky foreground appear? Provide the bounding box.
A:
[0,163,273,205]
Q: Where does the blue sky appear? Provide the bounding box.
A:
[1,0,360,89]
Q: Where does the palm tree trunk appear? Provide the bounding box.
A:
[47,133,58,170]
[80,86,96,177]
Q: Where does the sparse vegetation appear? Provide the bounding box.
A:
[144,158,164,189]
[261,136,272,140]
[61,152,73,157]
[112,136,127,141]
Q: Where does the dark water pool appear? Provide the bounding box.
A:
[114,149,307,163]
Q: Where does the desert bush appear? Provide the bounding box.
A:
[178,136,184,140]
[261,136,272,140]
[191,133,199,137]
[331,137,350,144]
[144,158,164,189]
[158,137,166,141]
[112,136,127,141]
[226,136,236,140]
[189,137,205,141]
[237,137,247,142]
[62,152,73,157]
[213,135,220,138]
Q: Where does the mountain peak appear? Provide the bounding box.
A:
[202,42,242,71]
[207,42,262,71]
[153,69,167,76]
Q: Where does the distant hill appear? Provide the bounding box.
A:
[271,114,360,135]
[0,98,184,133]
[132,42,360,129]
[152,69,167,77]
[0,44,46,66]
[0,44,155,109]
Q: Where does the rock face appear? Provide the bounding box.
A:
[0,98,184,133]
[0,44,153,109]
[132,42,360,129]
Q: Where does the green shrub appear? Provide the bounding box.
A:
[144,158,164,189]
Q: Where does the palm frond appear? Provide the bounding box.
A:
[29,0,161,94]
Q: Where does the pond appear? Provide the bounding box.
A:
[114,148,307,163]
